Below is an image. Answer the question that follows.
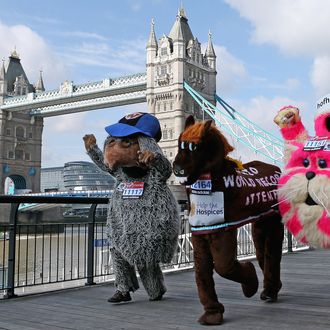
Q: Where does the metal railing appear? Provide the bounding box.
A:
[0,195,306,299]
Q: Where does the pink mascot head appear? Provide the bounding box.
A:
[274,95,330,248]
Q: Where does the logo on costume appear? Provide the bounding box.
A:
[303,138,329,151]
[125,112,143,120]
[122,182,145,199]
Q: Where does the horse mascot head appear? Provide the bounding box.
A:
[173,115,282,229]
[173,115,235,185]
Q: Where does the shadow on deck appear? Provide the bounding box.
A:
[0,249,329,330]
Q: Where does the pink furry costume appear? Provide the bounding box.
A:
[274,94,330,248]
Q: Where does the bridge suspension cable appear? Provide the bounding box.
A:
[183,81,284,167]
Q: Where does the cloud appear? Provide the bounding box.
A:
[225,0,330,57]
[310,56,330,97]
[130,2,142,12]
[222,95,308,164]
[57,31,107,41]
[46,113,87,133]
[58,37,146,75]
[227,95,306,137]
[0,20,68,89]
[210,44,247,94]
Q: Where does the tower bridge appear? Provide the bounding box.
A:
[0,7,282,195]
[1,73,147,116]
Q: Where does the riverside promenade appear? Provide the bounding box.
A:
[0,249,329,330]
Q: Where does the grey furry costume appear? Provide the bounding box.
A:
[87,135,180,299]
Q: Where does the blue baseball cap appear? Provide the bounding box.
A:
[104,112,162,142]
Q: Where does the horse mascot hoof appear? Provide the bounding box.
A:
[173,115,284,323]
[198,311,224,326]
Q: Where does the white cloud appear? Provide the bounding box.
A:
[225,0,330,57]
[131,2,142,12]
[228,95,306,137]
[45,113,87,133]
[310,56,330,97]
[223,95,308,164]
[58,31,107,41]
[0,20,68,89]
[58,38,146,75]
[211,44,247,94]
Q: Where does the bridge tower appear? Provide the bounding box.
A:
[0,50,44,194]
[146,8,217,182]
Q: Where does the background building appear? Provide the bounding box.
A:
[41,161,115,192]
[146,8,216,183]
[0,51,44,194]
[40,166,64,192]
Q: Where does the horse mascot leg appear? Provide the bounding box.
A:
[173,115,284,325]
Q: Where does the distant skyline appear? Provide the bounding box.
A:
[1,0,330,167]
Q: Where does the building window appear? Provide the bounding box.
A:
[170,102,173,110]
[157,103,161,112]
[161,47,167,56]
[25,153,31,161]
[15,149,24,160]
[6,128,11,136]
[163,103,167,112]
[163,129,168,140]
[196,53,200,63]
[16,126,25,138]
[8,151,14,159]
[28,132,33,139]
[160,65,167,75]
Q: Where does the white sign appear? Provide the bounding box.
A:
[189,192,225,226]
[303,139,328,151]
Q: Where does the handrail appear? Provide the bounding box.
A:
[0,195,109,205]
[0,195,304,299]
[0,195,109,298]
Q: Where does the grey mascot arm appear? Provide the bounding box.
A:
[138,135,172,181]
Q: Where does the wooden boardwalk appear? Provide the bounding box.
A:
[1,249,330,330]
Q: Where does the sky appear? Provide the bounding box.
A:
[1,0,330,168]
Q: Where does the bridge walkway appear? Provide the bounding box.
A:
[0,249,329,329]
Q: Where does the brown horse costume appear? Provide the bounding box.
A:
[173,116,284,325]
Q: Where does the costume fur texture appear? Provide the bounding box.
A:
[275,104,330,248]
[173,116,284,325]
[85,134,180,299]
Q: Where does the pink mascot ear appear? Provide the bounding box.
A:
[315,93,330,137]
[314,113,330,137]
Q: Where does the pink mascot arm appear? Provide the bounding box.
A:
[274,106,308,142]
[274,106,309,162]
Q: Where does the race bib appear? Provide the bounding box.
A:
[303,139,329,151]
[122,182,145,199]
[190,174,212,195]
[189,192,225,226]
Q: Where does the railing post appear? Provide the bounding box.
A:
[287,229,293,253]
[4,203,19,299]
[85,203,97,286]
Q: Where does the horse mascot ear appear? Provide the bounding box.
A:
[185,115,195,128]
